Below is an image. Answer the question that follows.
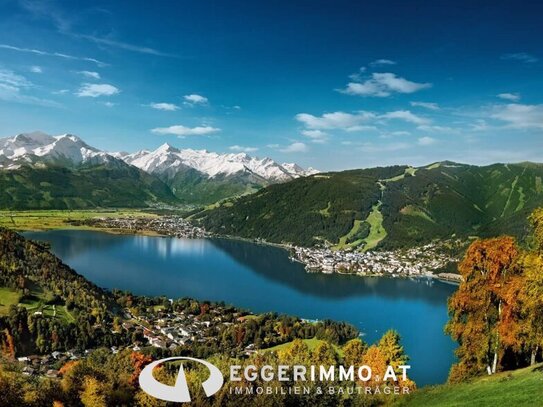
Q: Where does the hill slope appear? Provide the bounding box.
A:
[397,364,543,407]
[0,163,179,209]
[198,162,543,248]
[0,227,113,313]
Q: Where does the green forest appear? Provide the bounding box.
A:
[199,162,543,249]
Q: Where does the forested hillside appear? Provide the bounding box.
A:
[0,228,121,355]
[0,163,179,209]
[198,162,543,248]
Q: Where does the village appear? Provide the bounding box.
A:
[15,304,257,379]
[73,215,207,239]
[289,241,462,281]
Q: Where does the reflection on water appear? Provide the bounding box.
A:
[24,230,457,386]
[210,238,451,303]
[134,235,207,258]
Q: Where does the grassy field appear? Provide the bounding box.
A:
[361,202,387,251]
[0,283,75,323]
[396,364,543,407]
[334,219,365,250]
[0,287,21,315]
[262,337,344,356]
[0,209,158,232]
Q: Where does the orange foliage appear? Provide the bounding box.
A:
[59,360,80,376]
[362,345,387,386]
[447,236,522,380]
[1,329,15,359]
[130,352,153,387]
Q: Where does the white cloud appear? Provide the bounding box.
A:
[418,136,437,146]
[348,67,366,81]
[0,69,31,88]
[266,144,280,148]
[184,94,208,105]
[380,110,430,125]
[470,119,489,132]
[151,125,220,137]
[30,66,42,73]
[417,125,456,133]
[150,102,179,111]
[340,72,431,97]
[0,44,106,66]
[280,142,308,153]
[491,103,543,129]
[76,83,119,97]
[78,34,174,57]
[297,109,430,132]
[0,68,58,107]
[410,101,439,110]
[229,145,258,153]
[296,111,376,130]
[78,70,100,80]
[501,52,538,63]
[370,59,396,66]
[103,101,116,108]
[301,129,328,143]
[345,125,378,132]
[497,93,520,101]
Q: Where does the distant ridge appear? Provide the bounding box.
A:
[198,161,543,248]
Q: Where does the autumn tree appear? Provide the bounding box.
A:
[378,330,408,369]
[362,345,387,386]
[80,376,109,407]
[278,339,310,366]
[342,338,367,367]
[130,352,153,387]
[311,341,337,366]
[516,209,543,365]
[446,236,520,382]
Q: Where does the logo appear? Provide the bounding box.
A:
[139,356,224,402]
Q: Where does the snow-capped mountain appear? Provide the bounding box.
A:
[281,162,319,178]
[118,143,318,181]
[0,131,115,169]
[0,132,318,205]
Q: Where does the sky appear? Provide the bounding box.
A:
[0,0,542,170]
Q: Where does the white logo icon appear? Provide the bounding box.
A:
[139,356,224,403]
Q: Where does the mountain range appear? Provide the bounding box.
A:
[116,142,317,204]
[0,132,316,208]
[197,161,543,249]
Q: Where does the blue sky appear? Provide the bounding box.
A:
[0,0,542,170]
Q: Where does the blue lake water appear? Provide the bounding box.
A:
[24,230,457,386]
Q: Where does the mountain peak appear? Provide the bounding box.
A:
[11,131,55,146]
[0,131,111,169]
[155,142,179,154]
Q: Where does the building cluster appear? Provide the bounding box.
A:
[123,308,257,356]
[17,349,86,378]
[126,308,218,351]
[291,242,458,278]
[15,305,260,378]
[82,216,207,238]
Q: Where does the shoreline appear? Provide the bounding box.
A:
[10,213,462,285]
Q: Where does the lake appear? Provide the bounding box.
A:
[24,230,457,386]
